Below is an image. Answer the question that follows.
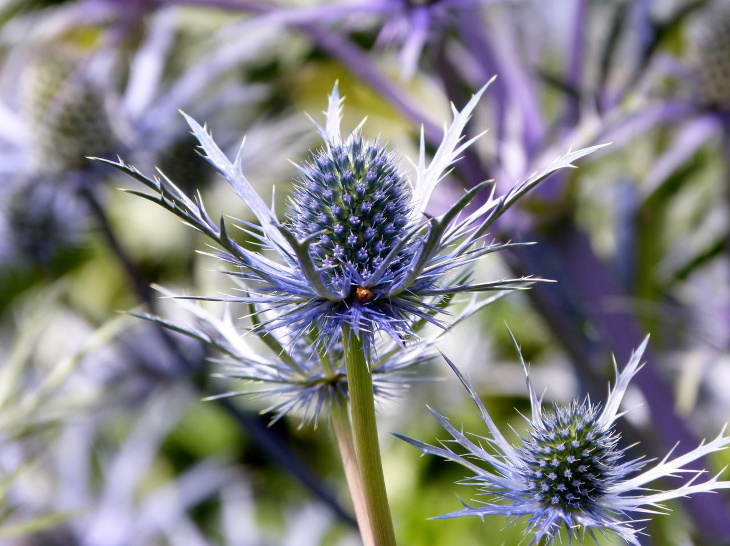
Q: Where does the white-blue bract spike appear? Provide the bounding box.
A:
[460,143,611,236]
[154,168,200,213]
[598,336,649,429]
[523,143,610,185]
[345,116,368,144]
[612,475,730,508]
[409,76,495,220]
[180,112,290,252]
[507,326,542,424]
[443,354,522,464]
[325,82,344,143]
[609,425,730,495]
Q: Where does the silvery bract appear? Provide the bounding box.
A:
[136,287,501,426]
[396,336,730,545]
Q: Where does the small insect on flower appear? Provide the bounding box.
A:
[94,81,604,358]
[355,287,375,302]
[395,333,730,545]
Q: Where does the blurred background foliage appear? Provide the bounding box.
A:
[0,0,729,544]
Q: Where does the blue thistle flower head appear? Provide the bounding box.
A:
[95,81,604,357]
[285,136,415,301]
[396,333,730,545]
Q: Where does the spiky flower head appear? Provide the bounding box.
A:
[396,335,730,545]
[286,137,412,286]
[97,81,603,357]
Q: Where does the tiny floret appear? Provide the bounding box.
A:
[395,333,730,545]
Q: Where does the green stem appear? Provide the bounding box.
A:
[330,397,374,546]
[343,327,397,546]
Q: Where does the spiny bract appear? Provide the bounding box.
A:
[135,287,500,426]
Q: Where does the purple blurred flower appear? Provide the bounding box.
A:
[230,0,503,79]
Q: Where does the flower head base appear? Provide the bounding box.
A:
[135,287,501,426]
[96,81,604,357]
[396,334,730,545]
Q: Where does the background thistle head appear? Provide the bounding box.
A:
[21,45,116,171]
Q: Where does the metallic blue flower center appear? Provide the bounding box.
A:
[521,404,618,511]
[287,138,412,290]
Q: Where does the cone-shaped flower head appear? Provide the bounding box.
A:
[396,335,730,545]
[286,137,413,294]
[520,399,625,513]
[96,82,604,356]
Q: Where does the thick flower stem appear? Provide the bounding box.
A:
[330,397,374,546]
[343,327,397,546]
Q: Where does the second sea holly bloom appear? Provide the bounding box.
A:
[97,80,603,356]
[396,335,730,545]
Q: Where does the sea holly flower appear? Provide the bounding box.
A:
[396,335,730,545]
[95,81,603,356]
